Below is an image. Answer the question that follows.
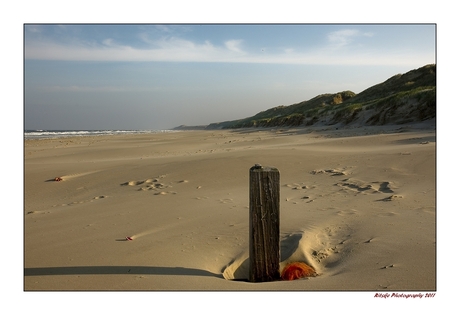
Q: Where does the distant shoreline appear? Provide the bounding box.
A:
[24,129,179,140]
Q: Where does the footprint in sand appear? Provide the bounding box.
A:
[374,181,394,193]
[336,178,395,195]
[376,195,403,202]
[53,195,108,208]
[283,184,316,203]
[93,195,107,200]
[154,191,177,196]
[310,167,351,176]
[309,225,355,269]
[122,178,157,187]
[336,178,373,193]
[138,183,172,191]
[377,211,399,217]
[336,209,359,216]
[121,175,178,195]
[219,198,234,204]
[285,183,310,190]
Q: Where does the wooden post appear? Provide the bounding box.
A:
[249,164,280,282]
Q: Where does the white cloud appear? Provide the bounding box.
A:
[26,36,246,62]
[102,38,114,46]
[327,29,360,47]
[224,39,244,53]
[154,25,174,33]
[24,33,432,67]
[327,29,374,49]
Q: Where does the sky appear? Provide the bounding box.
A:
[24,24,435,130]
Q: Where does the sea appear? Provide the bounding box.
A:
[24,129,179,140]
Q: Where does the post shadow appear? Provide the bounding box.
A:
[25,266,223,278]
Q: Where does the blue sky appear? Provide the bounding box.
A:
[24,24,435,130]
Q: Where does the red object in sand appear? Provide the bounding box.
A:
[125,237,133,241]
[54,177,63,181]
[281,262,317,280]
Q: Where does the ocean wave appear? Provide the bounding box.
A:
[24,129,178,139]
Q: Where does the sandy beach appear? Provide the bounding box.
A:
[24,121,436,291]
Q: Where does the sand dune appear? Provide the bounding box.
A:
[24,121,435,291]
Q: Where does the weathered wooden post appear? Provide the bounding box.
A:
[249,164,280,282]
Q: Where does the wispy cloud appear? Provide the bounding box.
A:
[25,36,248,62]
[327,29,374,49]
[224,39,245,53]
[25,28,431,67]
[328,29,360,47]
